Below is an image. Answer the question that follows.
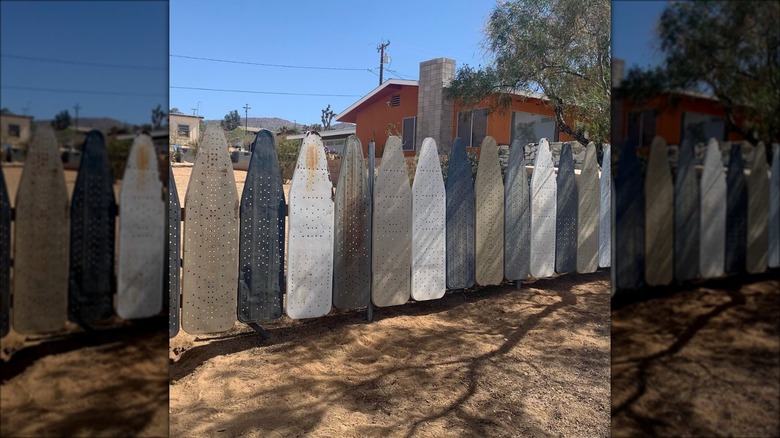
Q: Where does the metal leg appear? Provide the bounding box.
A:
[247,322,270,339]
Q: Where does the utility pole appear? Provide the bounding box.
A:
[377,40,390,86]
[73,103,81,132]
[243,103,251,150]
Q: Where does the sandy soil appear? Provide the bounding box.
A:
[170,271,611,438]
[0,163,169,438]
[611,271,780,437]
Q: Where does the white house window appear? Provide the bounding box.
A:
[681,111,725,146]
[457,109,488,147]
[626,109,657,147]
[8,124,20,137]
[178,124,190,136]
[510,112,557,145]
[402,117,416,151]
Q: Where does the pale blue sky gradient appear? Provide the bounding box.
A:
[169,0,496,124]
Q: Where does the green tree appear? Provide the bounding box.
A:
[620,1,780,144]
[170,107,182,114]
[321,104,335,130]
[0,108,10,114]
[51,110,72,130]
[444,0,611,146]
[221,109,241,131]
[151,104,166,129]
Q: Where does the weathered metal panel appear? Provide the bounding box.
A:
[725,144,747,274]
[238,130,286,321]
[555,143,577,274]
[69,131,116,324]
[445,138,475,289]
[169,165,181,337]
[644,136,673,286]
[372,136,411,307]
[615,139,644,290]
[746,143,768,273]
[577,143,599,274]
[699,139,726,278]
[181,125,239,334]
[504,139,530,281]
[333,135,370,309]
[286,133,334,319]
[475,136,504,285]
[0,165,10,338]
[412,137,446,301]
[13,126,69,334]
[117,135,165,319]
[530,139,557,278]
[599,144,612,269]
[674,139,699,281]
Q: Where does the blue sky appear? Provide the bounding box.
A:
[169,0,495,124]
[611,0,667,72]
[0,1,168,126]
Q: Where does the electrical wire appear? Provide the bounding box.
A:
[1,85,166,97]
[171,54,371,72]
[170,85,360,97]
[1,54,166,71]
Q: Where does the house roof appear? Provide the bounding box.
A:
[0,113,34,120]
[286,127,356,140]
[335,79,419,123]
[169,113,204,120]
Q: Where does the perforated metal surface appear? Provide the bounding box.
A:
[504,139,530,281]
[13,126,69,334]
[117,135,164,319]
[674,140,699,281]
[169,165,181,337]
[615,140,644,290]
[530,139,556,278]
[333,135,369,309]
[576,143,599,274]
[182,125,239,334]
[746,143,768,274]
[770,144,780,268]
[69,131,116,324]
[372,136,411,307]
[700,139,726,278]
[286,133,334,319]
[725,144,747,274]
[445,138,475,289]
[0,165,10,338]
[555,143,577,274]
[412,138,446,301]
[475,137,504,285]
[644,137,674,286]
[238,130,286,321]
[599,144,611,269]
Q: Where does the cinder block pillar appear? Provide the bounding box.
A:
[416,58,455,154]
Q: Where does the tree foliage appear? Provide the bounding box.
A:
[221,109,241,131]
[170,107,182,114]
[151,104,166,129]
[445,0,611,145]
[321,104,335,130]
[51,110,72,130]
[621,1,780,144]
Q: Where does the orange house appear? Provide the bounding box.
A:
[336,58,575,157]
[614,90,746,147]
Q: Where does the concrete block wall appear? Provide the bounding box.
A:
[416,58,455,154]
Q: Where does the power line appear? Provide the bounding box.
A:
[2,85,166,97]
[1,54,165,71]
[385,68,413,80]
[170,86,361,97]
[171,54,371,72]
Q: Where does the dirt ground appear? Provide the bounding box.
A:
[611,271,780,438]
[1,164,169,438]
[170,271,611,438]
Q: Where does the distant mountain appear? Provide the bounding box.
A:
[203,117,355,133]
[37,117,134,132]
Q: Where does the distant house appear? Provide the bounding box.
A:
[169,113,203,146]
[0,113,33,148]
[286,127,356,155]
[335,57,576,157]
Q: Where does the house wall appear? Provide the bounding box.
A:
[620,94,745,145]
[0,115,32,147]
[354,85,419,157]
[169,114,203,146]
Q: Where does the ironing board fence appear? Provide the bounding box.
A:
[1,129,167,339]
[612,136,779,296]
[170,133,613,335]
